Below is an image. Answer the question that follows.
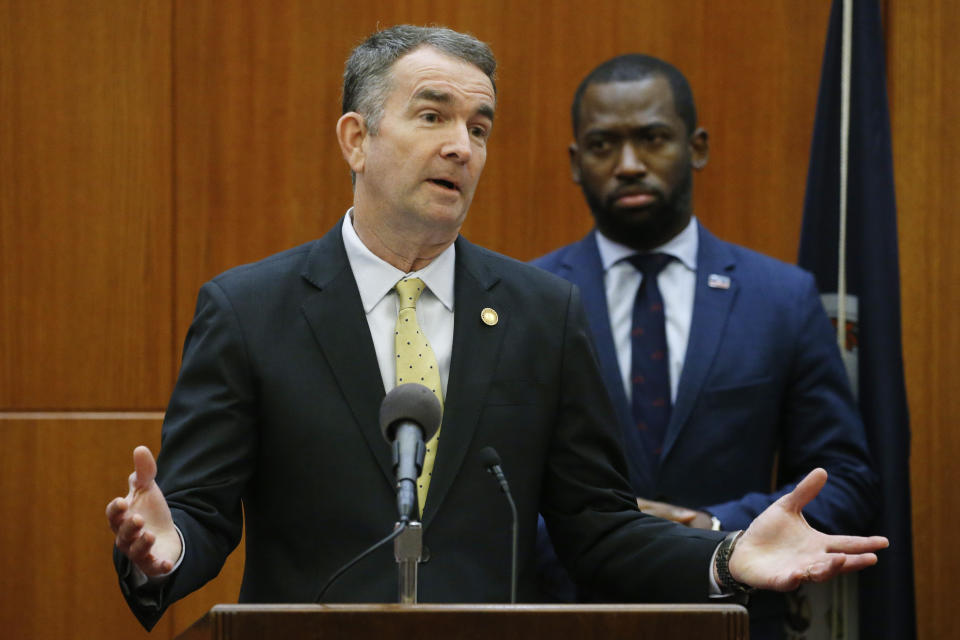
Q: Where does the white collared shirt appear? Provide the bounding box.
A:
[341,210,455,398]
[595,216,699,402]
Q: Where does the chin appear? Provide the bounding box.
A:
[419,205,469,232]
[603,208,658,229]
[612,206,659,223]
[600,217,673,248]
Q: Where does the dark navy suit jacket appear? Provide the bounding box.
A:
[532,224,878,633]
[115,219,726,630]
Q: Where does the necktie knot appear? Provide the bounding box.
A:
[396,277,426,311]
[626,252,674,278]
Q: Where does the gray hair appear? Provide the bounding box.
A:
[343,25,497,135]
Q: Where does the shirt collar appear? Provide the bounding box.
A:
[341,209,456,313]
[595,215,699,273]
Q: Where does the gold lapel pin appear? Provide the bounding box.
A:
[480,307,499,326]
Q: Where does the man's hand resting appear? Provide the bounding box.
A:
[725,468,888,591]
[105,446,182,577]
[636,497,714,529]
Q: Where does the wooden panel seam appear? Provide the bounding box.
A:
[0,412,165,420]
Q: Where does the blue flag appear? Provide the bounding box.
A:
[799,1,916,638]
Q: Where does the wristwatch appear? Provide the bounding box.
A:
[715,530,755,593]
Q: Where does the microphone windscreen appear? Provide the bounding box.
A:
[479,446,502,469]
[379,383,442,443]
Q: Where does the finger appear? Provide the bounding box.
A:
[779,468,828,513]
[805,555,845,582]
[126,528,157,565]
[106,497,126,519]
[673,509,697,524]
[115,513,146,549]
[641,506,671,520]
[147,556,174,576]
[131,445,157,492]
[129,534,175,576]
[105,497,129,532]
[835,553,879,574]
[825,535,889,554]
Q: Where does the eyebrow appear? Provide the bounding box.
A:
[412,88,495,122]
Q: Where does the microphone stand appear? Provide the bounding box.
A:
[394,520,423,603]
[378,384,442,604]
[504,491,518,603]
[480,447,519,604]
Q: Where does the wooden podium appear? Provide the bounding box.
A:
[175,603,749,639]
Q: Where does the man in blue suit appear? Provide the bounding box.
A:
[533,54,879,639]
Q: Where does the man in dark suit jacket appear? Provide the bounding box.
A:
[532,55,879,639]
[106,28,887,633]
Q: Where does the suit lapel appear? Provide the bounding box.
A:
[299,220,395,490]
[662,225,738,460]
[421,236,506,526]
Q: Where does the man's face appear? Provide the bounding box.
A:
[571,76,707,250]
[355,47,495,237]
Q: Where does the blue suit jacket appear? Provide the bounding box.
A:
[532,225,879,638]
[532,224,878,533]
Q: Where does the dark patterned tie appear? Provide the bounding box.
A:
[625,253,674,462]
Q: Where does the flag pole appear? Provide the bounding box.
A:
[837,0,853,349]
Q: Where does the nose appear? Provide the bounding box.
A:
[615,143,646,178]
[441,124,472,164]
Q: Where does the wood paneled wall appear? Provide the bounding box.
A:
[1,2,955,638]
[0,0,173,409]
[888,2,960,639]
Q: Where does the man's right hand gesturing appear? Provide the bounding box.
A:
[105,446,182,576]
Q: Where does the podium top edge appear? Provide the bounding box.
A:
[209,603,747,614]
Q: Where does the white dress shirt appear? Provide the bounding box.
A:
[341,209,455,398]
[595,216,700,402]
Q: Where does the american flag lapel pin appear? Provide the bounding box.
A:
[708,274,731,290]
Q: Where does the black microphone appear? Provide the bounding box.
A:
[479,446,518,603]
[380,383,442,522]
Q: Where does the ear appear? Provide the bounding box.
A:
[689,127,709,171]
[569,142,582,184]
[336,112,368,175]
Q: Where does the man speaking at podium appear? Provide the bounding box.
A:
[105,25,887,631]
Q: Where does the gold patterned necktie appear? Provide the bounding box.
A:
[394,277,443,518]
